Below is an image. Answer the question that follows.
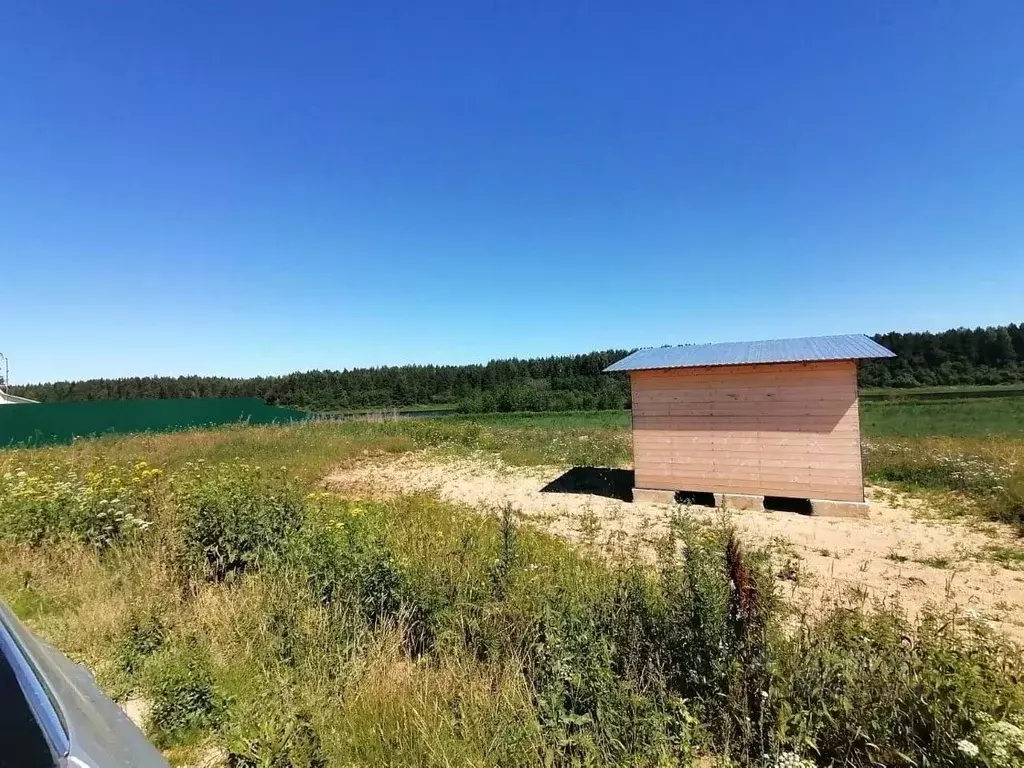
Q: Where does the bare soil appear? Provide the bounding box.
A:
[327,451,1024,642]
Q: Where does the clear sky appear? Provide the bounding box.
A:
[2,2,1022,384]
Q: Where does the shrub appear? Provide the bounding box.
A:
[290,496,395,611]
[290,496,439,656]
[772,606,1024,767]
[531,596,686,766]
[865,441,1010,495]
[763,754,816,768]
[970,712,1024,767]
[605,525,776,764]
[116,608,168,676]
[0,460,159,547]
[225,697,327,767]
[174,461,304,583]
[144,639,223,748]
[506,522,773,766]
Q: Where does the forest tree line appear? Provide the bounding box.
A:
[857,323,1024,389]
[10,323,1024,412]
[10,351,632,412]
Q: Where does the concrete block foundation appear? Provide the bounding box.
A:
[809,499,870,519]
[713,493,765,512]
[632,487,869,519]
[632,487,676,504]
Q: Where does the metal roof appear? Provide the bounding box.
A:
[603,334,895,373]
[0,391,38,405]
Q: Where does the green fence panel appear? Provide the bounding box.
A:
[0,398,308,448]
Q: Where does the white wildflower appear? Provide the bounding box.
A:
[764,753,815,768]
[957,739,979,757]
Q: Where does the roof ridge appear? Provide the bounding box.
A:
[604,334,895,373]
[649,333,870,350]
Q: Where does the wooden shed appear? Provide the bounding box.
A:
[604,335,895,516]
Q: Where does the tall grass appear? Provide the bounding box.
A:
[0,417,631,479]
[2,451,1023,766]
[454,410,632,430]
[864,437,1024,531]
[450,397,1024,439]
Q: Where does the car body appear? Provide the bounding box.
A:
[0,601,168,767]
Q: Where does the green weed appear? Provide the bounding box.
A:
[116,608,168,675]
[143,639,224,748]
[225,696,327,767]
[775,607,1024,766]
[0,459,160,547]
[916,555,955,569]
[173,460,304,583]
[979,544,1024,570]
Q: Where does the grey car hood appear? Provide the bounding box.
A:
[1,601,169,768]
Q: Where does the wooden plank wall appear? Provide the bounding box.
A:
[630,360,864,502]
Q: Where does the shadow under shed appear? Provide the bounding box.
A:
[541,467,635,502]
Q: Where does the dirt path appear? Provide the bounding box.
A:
[327,451,1024,642]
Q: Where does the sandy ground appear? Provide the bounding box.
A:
[327,450,1024,642]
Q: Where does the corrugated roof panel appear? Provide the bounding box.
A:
[603,334,895,372]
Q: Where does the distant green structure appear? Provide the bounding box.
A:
[0,398,307,448]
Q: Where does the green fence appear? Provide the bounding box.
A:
[0,398,307,448]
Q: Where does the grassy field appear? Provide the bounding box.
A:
[862,383,1024,396]
[456,409,632,430]
[456,396,1024,438]
[3,407,1024,766]
[323,403,460,415]
[861,397,1024,437]
[861,383,1024,399]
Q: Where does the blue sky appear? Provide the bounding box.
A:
[2,2,1022,383]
